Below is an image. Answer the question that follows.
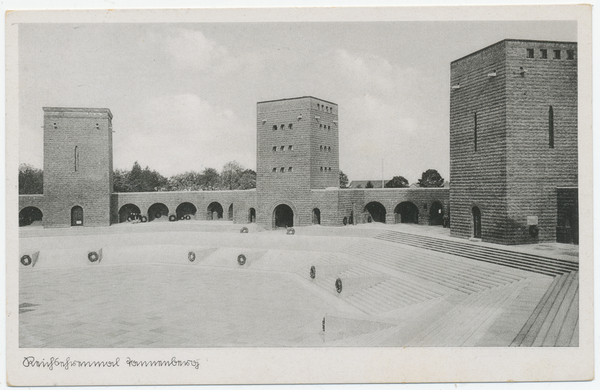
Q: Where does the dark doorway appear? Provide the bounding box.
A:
[119,204,142,223]
[430,201,444,225]
[312,208,321,225]
[228,204,234,220]
[71,206,84,226]
[248,208,256,223]
[148,203,169,222]
[19,207,43,227]
[176,202,197,220]
[395,202,419,223]
[364,202,386,223]
[274,204,294,228]
[472,206,482,238]
[207,202,223,220]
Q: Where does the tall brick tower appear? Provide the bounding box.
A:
[449,40,577,244]
[256,97,339,228]
[42,107,114,227]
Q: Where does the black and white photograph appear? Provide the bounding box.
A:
[5,3,594,386]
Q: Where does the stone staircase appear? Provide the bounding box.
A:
[347,239,528,295]
[510,271,579,347]
[375,230,578,277]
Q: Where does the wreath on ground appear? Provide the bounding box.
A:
[335,278,343,294]
[237,254,246,266]
[88,251,99,262]
[188,251,196,262]
[20,255,32,266]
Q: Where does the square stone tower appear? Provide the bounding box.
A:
[42,107,114,227]
[256,96,339,227]
[449,40,578,244]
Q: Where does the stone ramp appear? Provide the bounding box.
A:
[375,230,578,276]
[511,271,579,347]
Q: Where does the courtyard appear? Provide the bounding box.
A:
[19,221,579,348]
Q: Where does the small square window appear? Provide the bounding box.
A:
[280,146,285,151]
[320,167,323,172]
[319,124,322,129]
[328,167,332,172]
[527,49,534,58]
[320,145,323,151]
[328,146,331,152]
[280,167,285,173]
[540,49,548,59]
[272,125,277,131]
[280,124,285,130]
[567,50,575,60]
[288,123,293,129]
[328,125,331,130]
[554,50,561,59]
[272,146,277,152]
[272,168,277,173]
[288,167,293,172]
[288,145,293,151]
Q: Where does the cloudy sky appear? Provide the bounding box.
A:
[18,20,576,183]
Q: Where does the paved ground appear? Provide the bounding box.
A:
[19,221,578,348]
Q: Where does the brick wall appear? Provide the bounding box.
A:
[505,41,578,244]
[42,108,113,227]
[450,40,577,245]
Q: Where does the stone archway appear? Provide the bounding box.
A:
[395,202,419,224]
[148,203,169,222]
[273,204,294,228]
[71,205,84,226]
[207,202,224,220]
[364,202,386,223]
[176,202,197,220]
[429,201,444,225]
[119,203,141,223]
[312,208,321,225]
[19,206,43,227]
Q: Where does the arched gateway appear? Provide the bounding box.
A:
[273,204,294,228]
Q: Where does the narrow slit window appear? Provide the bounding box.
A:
[288,167,293,172]
[272,146,277,152]
[272,168,277,173]
[280,145,285,151]
[74,146,79,171]
[280,167,285,173]
[549,106,554,148]
[288,123,293,129]
[474,113,478,151]
[272,125,277,131]
[554,50,561,59]
[288,145,293,151]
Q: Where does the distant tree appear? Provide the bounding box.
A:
[113,169,133,192]
[167,171,204,191]
[339,170,349,188]
[19,164,43,194]
[417,169,445,187]
[115,161,168,192]
[366,181,374,188]
[385,176,409,188]
[221,161,245,190]
[200,167,221,190]
[237,169,257,190]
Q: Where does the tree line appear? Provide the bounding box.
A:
[18,161,257,194]
[19,163,443,194]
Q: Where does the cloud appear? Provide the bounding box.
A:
[160,28,228,70]
[113,94,255,176]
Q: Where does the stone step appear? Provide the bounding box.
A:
[510,272,570,347]
[375,231,578,276]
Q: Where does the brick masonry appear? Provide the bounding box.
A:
[450,40,577,244]
[19,39,577,244]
